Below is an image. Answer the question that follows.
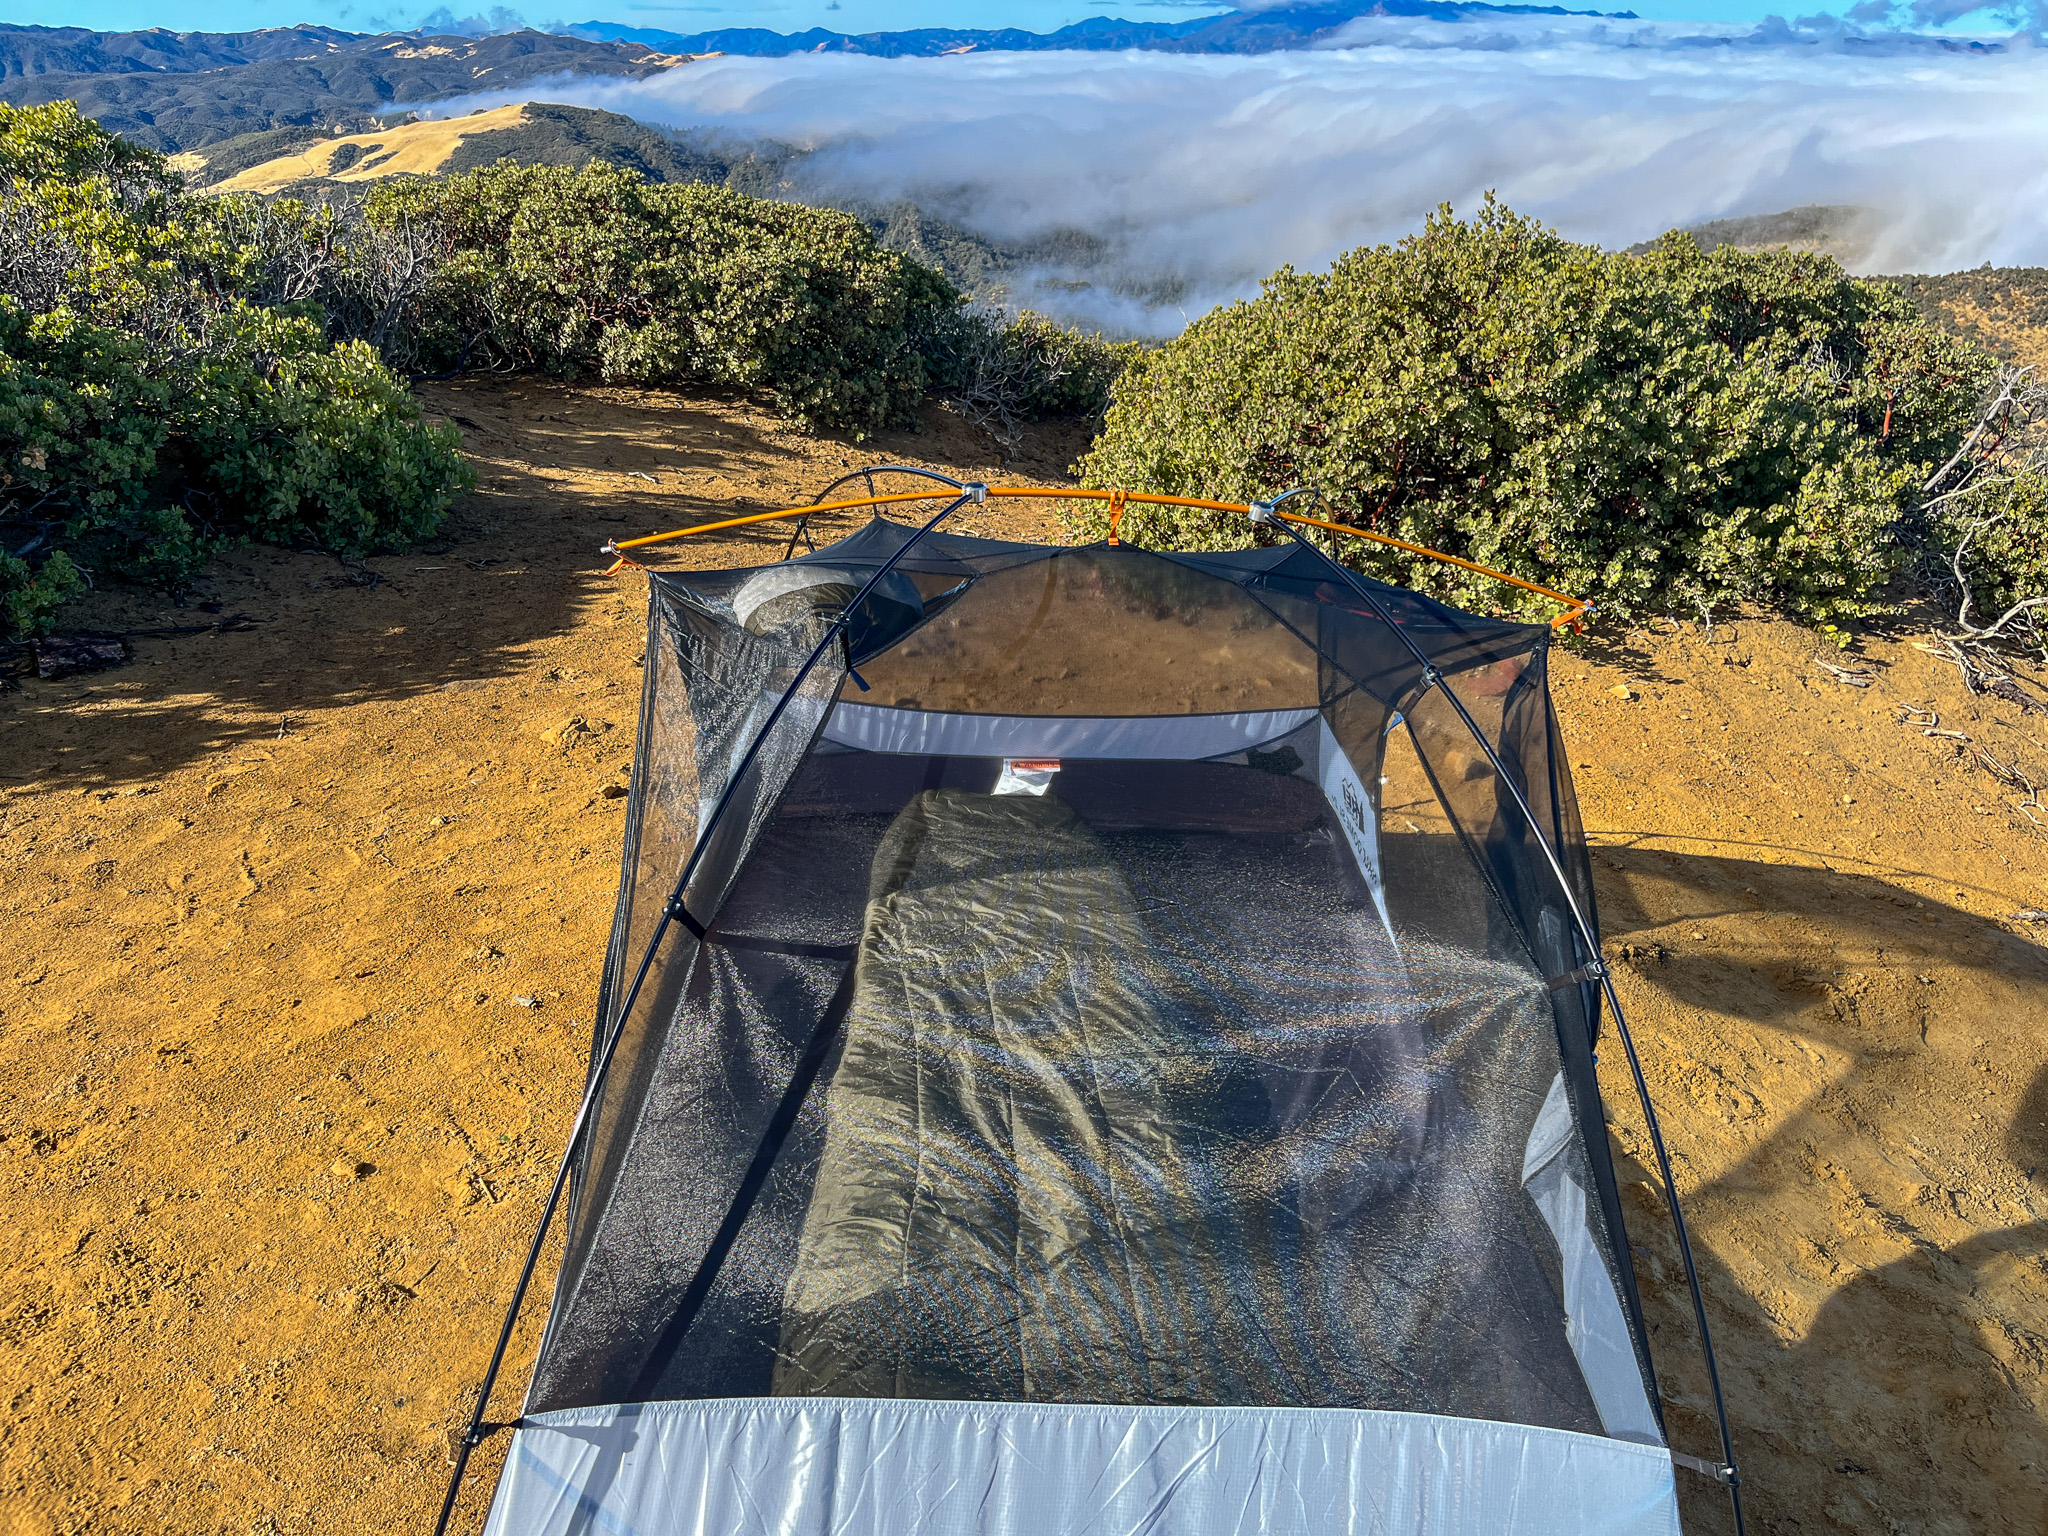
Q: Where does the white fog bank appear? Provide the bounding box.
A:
[423,26,2048,330]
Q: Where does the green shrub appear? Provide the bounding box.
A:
[0,102,470,639]
[1076,198,1996,626]
[0,547,81,636]
[183,306,464,554]
[354,163,960,436]
[0,99,175,191]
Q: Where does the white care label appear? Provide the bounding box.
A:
[1318,719,1396,945]
[993,758,1061,796]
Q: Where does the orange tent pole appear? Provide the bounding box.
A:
[602,482,1590,630]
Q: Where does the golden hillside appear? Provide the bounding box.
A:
[188,104,534,194]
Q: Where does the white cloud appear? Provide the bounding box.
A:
[417,24,2048,331]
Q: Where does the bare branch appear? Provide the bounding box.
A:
[1922,367,2025,494]
[1913,363,2048,662]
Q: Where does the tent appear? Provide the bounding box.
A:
[435,471,1742,1536]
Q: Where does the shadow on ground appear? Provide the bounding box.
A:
[1588,847,2048,1536]
[1,378,1084,792]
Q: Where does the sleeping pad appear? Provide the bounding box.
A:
[774,786,1241,1404]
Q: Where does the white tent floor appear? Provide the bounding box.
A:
[482,1397,1681,1536]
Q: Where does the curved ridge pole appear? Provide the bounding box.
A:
[1263,500,1746,1536]
[808,464,968,501]
[610,467,970,559]
[431,488,981,1536]
[602,474,1591,631]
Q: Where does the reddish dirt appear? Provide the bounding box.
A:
[3,375,2046,1535]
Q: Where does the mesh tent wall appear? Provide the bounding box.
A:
[456,498,1722,1536]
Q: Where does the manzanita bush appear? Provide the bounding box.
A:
[1077,197,2020,628]
[354,163,962,434]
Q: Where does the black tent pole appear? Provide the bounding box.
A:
[428,896,674,1536]
[1265,501,1747,1536]
[428,486,978,1536]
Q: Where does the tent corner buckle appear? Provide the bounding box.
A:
[1673,1451,1740,1486]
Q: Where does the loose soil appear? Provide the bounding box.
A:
[3,376,2046,1536]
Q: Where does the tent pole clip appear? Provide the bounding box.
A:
[1248,500,1278,526]
[1673,1452,1740,1486]
[1546,960,1606,992]
[665,897,708,940]
[965,482,988,504]
[1419,665,1443,693]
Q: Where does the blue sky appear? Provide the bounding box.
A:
[18,1,1215,33]
[9,0,1938,38]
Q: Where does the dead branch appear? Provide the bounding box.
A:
[1922,367,2027,495]
[1945,511,2048,644]
[1973,745,2048,830]
[1916,364,2048,661]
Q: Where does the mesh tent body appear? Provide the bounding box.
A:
[480,518,1683,1535]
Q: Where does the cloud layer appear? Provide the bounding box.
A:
[424,20,2048,330]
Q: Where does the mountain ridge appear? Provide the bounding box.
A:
[0,22,372,80]
[0,5,1647,88]
[565,2,1641,57]
[0,29,690,153]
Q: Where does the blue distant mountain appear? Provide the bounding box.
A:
[567,2,1641,58]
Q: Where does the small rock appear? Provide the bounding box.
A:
[441,679,489,693]
[1609,684,1633,701]
[1842,795,1856,805]
[599,784,629,800]
[34,634,126,680]
[332,1159,373,1180]
[511,995,540,1009]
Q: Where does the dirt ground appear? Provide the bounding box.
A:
[4,376,2047,1536]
